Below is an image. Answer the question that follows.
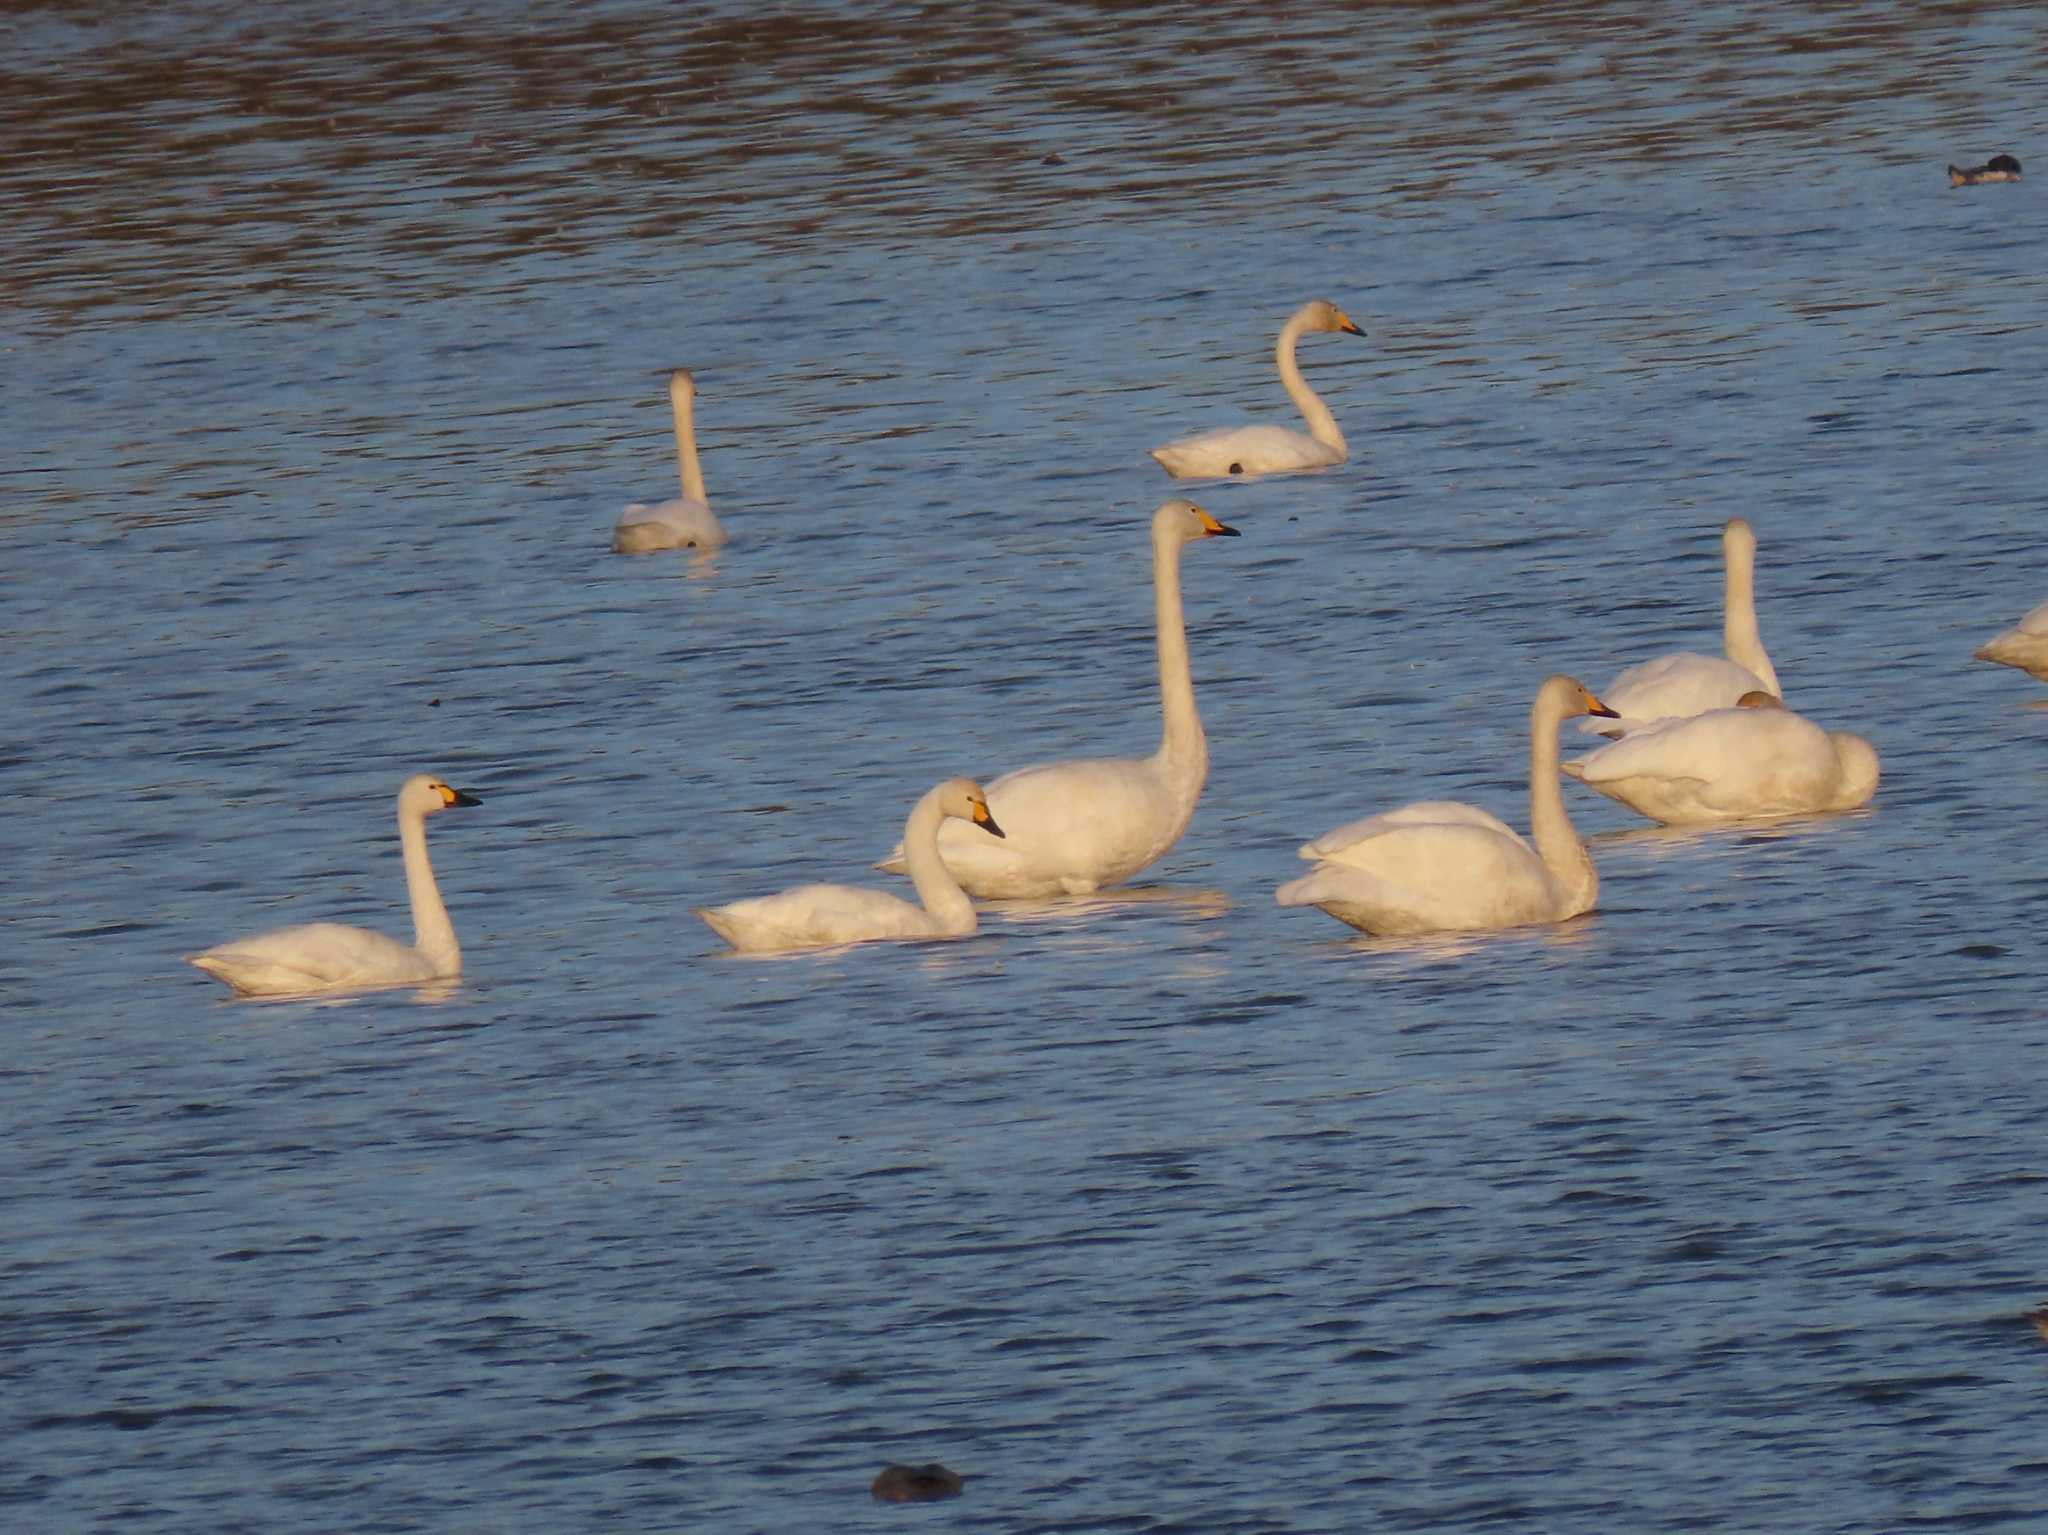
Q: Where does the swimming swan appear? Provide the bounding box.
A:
[1562,691,1878,825]
[1973,600,2048,681]
[699,778,1003,953]
[613,368,727,552]
[1150,300,1365,479]
[1584,517,1781,736]
[188,774,482,996]
[875,500,1238,898]
[1276,676,1618,935]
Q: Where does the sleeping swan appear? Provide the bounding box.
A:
[1150,300,1366,479]
[1585,517,1780,735]
[1562,691,1878,825]
[188,774,483,997]
[875,500,1238,898]
[699,778,1003,953]
[613,368,728,552]
[1973,600,2048,682]
[1276,676,1619,936]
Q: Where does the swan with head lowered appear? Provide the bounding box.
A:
[188,774,482,997]
[699,779,1003,953]
[1562,690,1878,825]
[876,499,1239,898]
[1150,300,1366,480]
[613,368,727,552]
[1973,600,2048,682]
[1585,517,1779,735]
[1276,676,1618,935]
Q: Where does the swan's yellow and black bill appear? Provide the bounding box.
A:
[971,802,1006,839]
[1191,505,1240,538]
[1582,693,1619,719]
[439,786,483,807]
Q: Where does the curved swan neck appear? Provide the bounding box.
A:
[399,799,459,970]
[902,789,978,936]
[670,380,707,504]
[1721,523,1778,694]
[1150,519,1207,789]
[1276,308,1344,454]
[1526,683,1595,911]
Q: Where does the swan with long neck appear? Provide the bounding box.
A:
[1585,517,1780,736]
[698,779,1003,953]
[188,774,482,996]
[614,368,727,552]
[1973,599,2048,682]
[877,500,1238,898]
[1150,300,1365,479]
[1277,676,1618,935]
[1563,692,1878,825]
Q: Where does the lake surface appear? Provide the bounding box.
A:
[7,3,2048,1530]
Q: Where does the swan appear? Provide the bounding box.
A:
[1561,691,1878,825]
[188,774,482,996]
[613,368,727,553]
[1584,517,1781,736]
[875,500,1238,898]
[1150,299,1365,479]
[699,778,1003,953]
[1950,153,2022,187]
[1973,600,2048,681]
[1275,676,1618,936]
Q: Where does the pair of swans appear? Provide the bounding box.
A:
[697,779,1003,953]
[1278,677,1619,936]
[1974,601,2048,682]
[613,368,727,553]
[189,774,481,997]
[875,499,1239,899]
[1151,300,1366,480]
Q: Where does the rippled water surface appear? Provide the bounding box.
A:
[8,3,2048,1530]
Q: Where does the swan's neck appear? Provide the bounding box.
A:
[671,389,707,504]
[400,804,460,972]
[1149,526,1208,798]
[1276,313,1344,454]
[1526,691,1596,915]
[1722,538,1779,694]
[902,791,978,936]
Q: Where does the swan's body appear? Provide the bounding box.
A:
[613,368,727,552]
[1950,154,2022,187]
[700,779,1003,953]
[1276,676,1618,936]
[1150,300,1365,479]
[875,501,1238,899]
[1586,517,1781,736]
[188,775,482,997]
[1562,693,1878,825]
[1973,600,2048,681]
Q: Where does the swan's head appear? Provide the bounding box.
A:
[399,773,483,818]
[1300,298,1365,337]
[1735,690,1783,709]
[1540,675,1619,724]
[937,778,1005,840]
[1155,499,1240,542]
[1826,732,1881,810]
[1722,516,1757,557]
[663,368,697,401]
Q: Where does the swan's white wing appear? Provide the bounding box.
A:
[1279,822,1560,933]
[697,883,939,954]
[1298,800,1523,862]
[189,921,437,996]
[1151,424,1340,480]
[1582,652,1772,736]
[614,495,726,552]
[1564,709,1851,824]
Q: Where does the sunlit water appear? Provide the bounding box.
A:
[7,3,2048,1530]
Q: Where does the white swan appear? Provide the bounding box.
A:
[1973,600,2048,681]
[613,368,727,553]
[1584,518,1780,735]
[875,500,1238,899]
[188,774,482,996]
[1150,299,1366,479]
[1276,676,1618,935]
[699,778,1003,953]
[1562,691,1878,825]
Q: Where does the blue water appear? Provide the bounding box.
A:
[7,3,2048,1530]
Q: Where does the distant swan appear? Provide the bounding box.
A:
[614,368,728,552]
[1949,154,2022,187]
[1276,675,1618,935]
[1150,299,1366,479]
[876,500,1238,898]
[699,778,1003,953]
[1585,517,1780,736]
[1562,691,1878,825]
[188,774,482,996]
[1973,600,2048,681]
